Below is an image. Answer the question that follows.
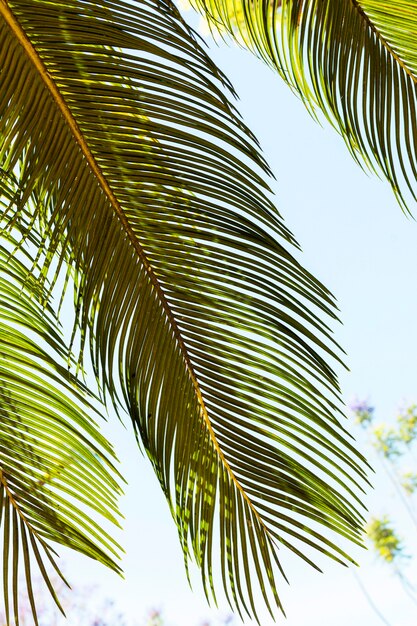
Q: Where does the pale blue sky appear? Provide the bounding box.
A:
[59,11,417,626]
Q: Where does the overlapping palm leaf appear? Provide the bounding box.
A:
[0,0,368,621]
[192,0,417,211]
[0,219,123,624]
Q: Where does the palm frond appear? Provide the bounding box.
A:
[0,223,123,624]
[0,0,368,620]
[192,0,417,212]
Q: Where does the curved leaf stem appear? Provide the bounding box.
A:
[0,468,64,580]
[350,0,417,86]
[0,469,34,534]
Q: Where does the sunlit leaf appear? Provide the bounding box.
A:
[0,234,123,624]
[192,0,417,211]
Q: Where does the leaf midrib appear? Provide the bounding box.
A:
[351,0,417,85]
[0,467,57,565]
[0,0,271,536]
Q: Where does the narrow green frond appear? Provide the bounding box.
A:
[0,235,123,624]
[0,0,368,619]
[192,0,417,212]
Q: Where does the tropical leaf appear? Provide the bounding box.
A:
[0,223,123,624]
[0,0,368,621]
[191,0,417,212]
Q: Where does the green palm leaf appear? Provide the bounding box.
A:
[193,0,417,212]
[0,225,123,624]
[0,0,368,621]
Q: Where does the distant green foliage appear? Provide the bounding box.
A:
[366,517,408,564]
[350,400,375,428]
[401,472,417,496]
[397,406,417,446]
[350,400,417,582]
[372,425,402,460]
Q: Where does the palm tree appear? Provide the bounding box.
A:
[4,0,412,623]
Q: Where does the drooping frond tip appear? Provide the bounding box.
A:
[0,231,124,624]
[192,0,417,213]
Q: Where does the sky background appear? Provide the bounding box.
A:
[57,9,417,626]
